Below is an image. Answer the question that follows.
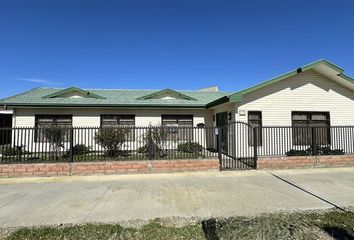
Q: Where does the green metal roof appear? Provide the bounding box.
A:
[229,59,354,102]
[2,59,352,109]
[0,88,232,108]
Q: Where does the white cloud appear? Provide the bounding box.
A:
[12,77,61,85]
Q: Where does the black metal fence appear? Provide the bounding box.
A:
[256,126,354,157]
[0,124,353,167]
[0,126,218,163]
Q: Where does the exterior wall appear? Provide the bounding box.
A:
[13,108,213,128]
[235,70,354,125]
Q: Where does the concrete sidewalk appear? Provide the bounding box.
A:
[0,167,354,227]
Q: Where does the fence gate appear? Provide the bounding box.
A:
[219,122,257,170]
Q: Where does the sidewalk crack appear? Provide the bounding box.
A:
[269,172,346,212]
[81,188,109,223]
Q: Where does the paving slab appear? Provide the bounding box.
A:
[0,168,353,227]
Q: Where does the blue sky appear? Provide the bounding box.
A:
[0,0,354,98]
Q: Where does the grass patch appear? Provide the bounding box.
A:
[4,222,204,240]
[4,210,354,239]
[206,210,354,240]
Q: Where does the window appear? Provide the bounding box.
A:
[35,115,72,142]
[248,111,262,146]
[100,115,135,140]
[161,115,193,140]
[292,112,330,145]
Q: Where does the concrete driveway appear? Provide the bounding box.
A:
[0,167,354,227]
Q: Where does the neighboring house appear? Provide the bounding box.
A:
[0,59,354,159]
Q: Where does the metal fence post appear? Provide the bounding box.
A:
[148,126,153,160]
[253,127,258,168]
[217,127,222,171]
[69,127,74,163]
[312,127,317,155]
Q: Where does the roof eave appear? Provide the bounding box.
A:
[4,103,208,109]
[206,96,230,109]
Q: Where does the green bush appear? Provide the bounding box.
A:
[285,149,311,156]
[138,142,167,158]
[139,127,167,158]
[72,144,91,155]
[286,146,344,156]
[1,145,25,156]
[317,146,344,155]
[177,141,203,153]
[95,128,128,157]
[43,126,68,160]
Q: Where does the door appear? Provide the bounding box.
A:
[216,112,228,152]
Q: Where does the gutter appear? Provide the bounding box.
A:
[4,103,208,109]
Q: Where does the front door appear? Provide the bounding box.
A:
[216,112,228,152]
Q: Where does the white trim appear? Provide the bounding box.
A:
[0,110,13,114]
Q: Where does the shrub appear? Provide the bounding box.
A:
[177,141,203,153]
[72,144,91,155]
[286,146,344,156]
[43,126,67,160]
[95,128,128,157]
[1,145,25,156]
[285,149,310,156]
[138,142,166,158]
[317,146,344,155]
[139,126,167,158]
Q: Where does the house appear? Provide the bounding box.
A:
[1,59,353,129]
[0,59,354,167]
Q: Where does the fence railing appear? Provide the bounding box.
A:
[255,126,354,157]
[0,126,218,163]
[0,125,353,164]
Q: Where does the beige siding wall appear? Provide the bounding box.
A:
[235,70,354,125]
[13,108,213,128]
[211,70,354,157]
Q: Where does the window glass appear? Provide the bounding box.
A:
[35,115,72,142]
[101,115,135,140]
[292,112,330,145]
[161,115,193,140]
